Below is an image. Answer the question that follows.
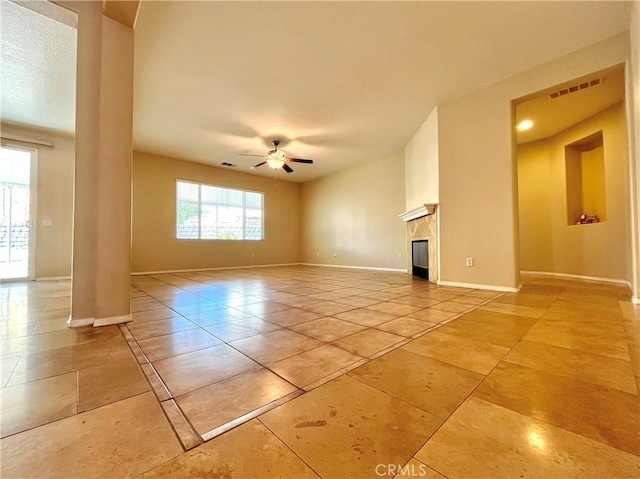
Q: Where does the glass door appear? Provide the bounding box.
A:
[1,146,36,281]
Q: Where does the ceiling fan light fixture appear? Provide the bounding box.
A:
[267,157,285,169]
[267,148,286,169]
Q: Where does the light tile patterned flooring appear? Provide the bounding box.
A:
[1,265,639,478]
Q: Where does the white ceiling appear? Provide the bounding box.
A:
[515,64,626,144]
[0,0,77,134]
[0,1,634,183]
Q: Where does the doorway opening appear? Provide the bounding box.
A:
[1,146,37,281]
[513,64,629,282]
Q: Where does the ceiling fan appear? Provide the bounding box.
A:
[248,140,313,173]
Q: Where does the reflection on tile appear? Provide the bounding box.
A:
[428,301,472,313]
[261,375,442,479]
[494,292,558,309]
[391,296,442,308]
[366,302,423,316]
[0,372,77,438]
[290,317,365,342]
[405,308,457,323]
[376,317,435,337]
[402,329,509,375]
[8,337,132,386]
[270,345,363,388]
[239,301,290,317]
[154,344,259,397]
[1,356,19,387]
[127,317,198,341]
[334,329,404,357]
[32,318,70,335]
[202,321,277,342]
[230,329,321,364]
[78,358,150,412]
[460,308,538,330]
[0,392,182,479]
[303,301,356,316]
[334,308,398,327]
[138,419,319,478]
[138,328,222,362]
[176,368,298,435]
[479,302,546,318]
[504,340,638,394]
[474,362,640,455]
[334,296,383,308]
[436,317,525,348]
[1,326,119,358]
[523,320,630,360]
[416,397,640,478]
[131,308,183,323]
[350,349,483,419]
[260,308,322,327]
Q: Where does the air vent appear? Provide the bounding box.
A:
[221,162,237,167]
[549,78,603,99]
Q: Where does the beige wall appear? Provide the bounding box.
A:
[628,1,640,301]
[1,123,74,279]
[132,151,301,272]
[437,33,630,289]
[516,139,554,273]
[300,153,406,270]
[405,106,439,209]
[517,103,630,280]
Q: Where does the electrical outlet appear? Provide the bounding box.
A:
[466,257,474,267]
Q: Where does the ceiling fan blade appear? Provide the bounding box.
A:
[250,161,267,169]
[287,157,313,164]
[240,153,266,158]
[282,163,294,173]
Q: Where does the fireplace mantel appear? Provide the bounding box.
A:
[399,204,437,222]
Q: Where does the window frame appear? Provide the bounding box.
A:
[175,179,264,241]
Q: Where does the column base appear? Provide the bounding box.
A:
[67,316,95,328]
[93,313,133,327]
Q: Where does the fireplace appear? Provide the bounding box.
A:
[412,240,429,280]
[399,203,438,283]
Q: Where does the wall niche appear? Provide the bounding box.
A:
[565,130,606,225]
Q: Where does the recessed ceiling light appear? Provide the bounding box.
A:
[517,119,534,131]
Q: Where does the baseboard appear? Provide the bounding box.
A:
[437,280,519,293]
[521,270,629,286]
[133,263,406,276]
[36,276,71,281]
[299,263,407,273]
[131,263,299,276]
[67,316,95,328]
[93,313,133,327]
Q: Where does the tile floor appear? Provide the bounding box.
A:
[1,266,639,478]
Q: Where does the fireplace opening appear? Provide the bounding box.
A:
[412,240,429,280]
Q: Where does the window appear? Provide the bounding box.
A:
[176,181,263,240]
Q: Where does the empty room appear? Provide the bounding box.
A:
[1,1,639,478]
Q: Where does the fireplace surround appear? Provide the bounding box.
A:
[399,204,438,283]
